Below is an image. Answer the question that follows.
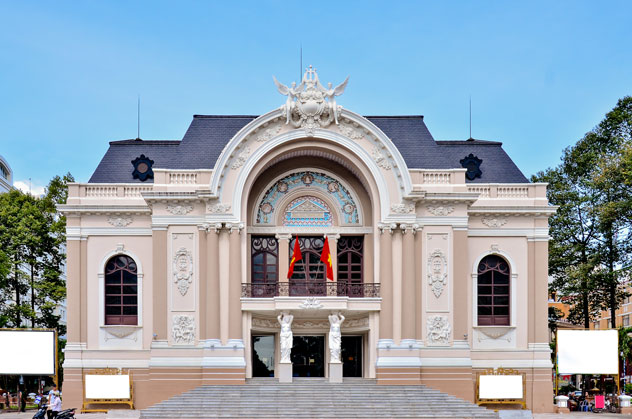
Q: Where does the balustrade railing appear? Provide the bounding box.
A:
[242,281,380,298]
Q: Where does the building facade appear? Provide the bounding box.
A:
[60,68,554,412]
[0,154,13,193]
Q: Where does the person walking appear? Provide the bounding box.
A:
[19,389,27,412]
[49,391,61,418]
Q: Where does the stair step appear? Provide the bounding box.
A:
[140,381,498,418]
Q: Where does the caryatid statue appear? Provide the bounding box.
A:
[328,312,345,363]
[278,311,294,363]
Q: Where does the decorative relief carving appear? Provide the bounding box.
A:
[476,326,513,342]
[344,317,369,328]
[299,297,324,310]
[166,204,193,215]
[252,316,369,330]
[252,318,278,329]
[391,202,415,214]
[107,216,132,227]
[338,122,364,141]
[427,206,454,216]
[295,320,329,329]
[172,314,195,344]
[482,216,508,228]
[427,249,448,298]
[103,326,138,341]
[372,147,391,170]
[427,315,451,345]
[255,124,282,142]
[274,65,349,136]
[207,202,232,213]
[231,146,251,169]
[173,247,194,296]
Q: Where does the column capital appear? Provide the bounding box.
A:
[200,222,224,233]
[275,232,292,241]
[326,233,341,241]
[400,223,421,234]
[226,222,244,234]
[378,222,398,234]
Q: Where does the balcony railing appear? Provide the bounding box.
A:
[242,281,380,298]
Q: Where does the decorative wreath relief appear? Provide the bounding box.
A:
[426,315,451,345]
[427,249,448,298]
[173,247,194,296]
[172,314,195,344]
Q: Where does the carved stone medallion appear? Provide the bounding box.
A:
[207,202,232,213]
[231,147,251,170]
[427,249,448,298]
[255,124,282,142]
[108,216,132,227]
[173,247,194,296]
[172,314,195,344]
[391,202,415,214]
[299,297,323,310]
[427,206,454,216]
[482,216,508,228]
[166,204,193,215]
[426,315,451,345]
[372,147,391,170]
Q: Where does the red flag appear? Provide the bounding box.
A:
[320,237,334,281]
[287,237,302,279]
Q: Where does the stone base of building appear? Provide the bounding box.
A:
[376,366,554,413]
[62,366,246,410]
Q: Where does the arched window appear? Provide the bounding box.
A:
[337,236,363,296]
[251,236,278,297]
[477,255,510,326]
[289,236,325,295]
[105,255,138,325]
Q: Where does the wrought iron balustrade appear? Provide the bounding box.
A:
[241,281,380,298]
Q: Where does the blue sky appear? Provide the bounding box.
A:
[1,1,630,192]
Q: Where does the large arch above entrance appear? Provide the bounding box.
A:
[209,108,413,222]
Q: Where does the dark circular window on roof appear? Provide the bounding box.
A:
[460,153,482,180]
[131,154,154,181]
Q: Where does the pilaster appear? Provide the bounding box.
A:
[378,223,395,342]
[152,228,168,340]
[206,223,221,342]
[227,223,244,341]
[400,224,416,341]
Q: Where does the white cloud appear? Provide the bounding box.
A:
[14,180,46,197]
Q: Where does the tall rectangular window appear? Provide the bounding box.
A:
[250,236,278,297]
[337,236,364,296]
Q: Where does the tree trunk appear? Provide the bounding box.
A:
[14,259,20,328]
[31,263,35,328]
[581,249,590,329]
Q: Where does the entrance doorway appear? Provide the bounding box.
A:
[291,335,325,377]
[252,335,275,377]
[341,336,363,377]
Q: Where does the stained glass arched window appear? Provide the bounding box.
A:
[105,255,138,325]
[477,255,510,326]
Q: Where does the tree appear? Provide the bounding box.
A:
[535,96,632,328]
[0,173,73,336]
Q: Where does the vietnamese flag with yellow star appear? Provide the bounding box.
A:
[320,237,334,281]
[287,237,303,279]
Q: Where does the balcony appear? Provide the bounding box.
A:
[242,281,380,298]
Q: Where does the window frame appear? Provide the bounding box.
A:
[472,251,516,328]
[104,255,139,325]
[476,255,510,326]
[98,248,143,328]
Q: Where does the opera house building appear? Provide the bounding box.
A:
[60,68,554,412]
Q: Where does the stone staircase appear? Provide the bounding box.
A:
[140,378,499,418]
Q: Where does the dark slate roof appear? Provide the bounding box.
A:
[88,115,528,183]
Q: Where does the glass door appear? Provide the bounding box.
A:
[341,336,363,377]
[252,335,275,377]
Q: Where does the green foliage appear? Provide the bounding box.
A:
[0,173,73,336]
[534,96,632,328]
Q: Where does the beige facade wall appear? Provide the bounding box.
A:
[60,107,554,412]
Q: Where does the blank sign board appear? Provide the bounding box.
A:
[479,375,523,400]
[85,374,131,399]
[557,330,618,375]
[0,330,55,375]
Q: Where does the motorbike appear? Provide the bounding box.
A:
[32,404,47,419]
[56,408,77,419]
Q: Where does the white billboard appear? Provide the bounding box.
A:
[479,374,524,400]
[84,374,131,399]
[557,329,619,375]
[0,329,56,376]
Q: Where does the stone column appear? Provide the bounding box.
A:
[391,226,403,345]
[206,223,221,345]
[276,233,291,296]
[414,226,423,341]
[218,226,230,344]
[378,223,395,342]
[198,226,208,340]
[66,237,81,343]
[452,229,469,342]
[534,240,549,343]
[80,238,88,343]
[400,224,416,342]
[152,228,168,340]
[228,223,243,342]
